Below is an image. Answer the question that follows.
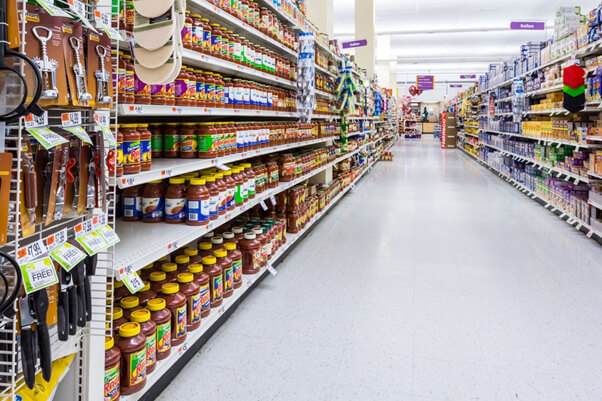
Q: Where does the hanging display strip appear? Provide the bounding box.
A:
[113,136,335,189]
[116,137,394,401]
[458,147,602,241]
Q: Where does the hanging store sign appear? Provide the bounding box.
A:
[342,39,368,49]
[449,84,463,88]
[510,21,546,30]
[416,75,435,91]
[460,75,476,79]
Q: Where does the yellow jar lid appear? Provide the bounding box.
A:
[120,296,139,309]
[120,123,138,128]
[175,255,190,264]
[149,180,163,184]
[130,309,151,323]
[191,13,201,18]
[114,280,124,289]
[162,262,177,273]
[223,170,232,176]
[198,242,212,251]
[112,307,123,320]
[141,281,151,292]
[149,271,166,282]
[203,175,216,183]
[177,272,193,283]
[105,336,114,350]
[119,322,141,338]
[188,264,203,273]
[169,178,185,184]
[214,172,224,179]
[202,256,217,265]
[224,243,236,251]
[190,178,206,186]
[214,249,227,258]
[147,298,166,311]
[185,248,198,256]
[141,263,154,271]
[161,283,180,295]
[158,256,168,262]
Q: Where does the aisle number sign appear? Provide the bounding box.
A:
[416,75,435,91]
[510,21,545,30]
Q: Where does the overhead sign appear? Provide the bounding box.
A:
[510,21,545,30]
[416,75,435,91]
[342,39,368,49]
[449,84,463,88]
[460,75,476,79]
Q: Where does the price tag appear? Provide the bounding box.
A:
[19,257,59,294]
[17,240,49,265]
[216,163,230,171]
[121,176,136,187]
[350,183,356,190]
[122,272,145,294]
[117,265,134,280]
[26,127,67,149]
[559,213,566,219]
[545,203,551,209]
[586,230,595,238]
[576,223,583,230]
[96,225,120,246]
[63,126,93,144]
[270,195,277,206]
[97,126,117,147]
[91,214,106,230]
[93,10,123,40]
[551,208,557,213]
[45,228,68,252]
[49,243,86,272]
[24,112,48,129]
[556,143,562,149]
[74,219,94,237]
[76,231,108,255]
[259,200,268,211]
[266,264,277,276]
[61,112,82,127]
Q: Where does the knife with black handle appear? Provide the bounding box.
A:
[18,297,36,389]
[31,290,51,382]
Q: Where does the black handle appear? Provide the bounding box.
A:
[57,291,68,341]
[68,287,78,334]
[36,322,52,382]
[20,328,36,389]
[83,275,92,322]
[76,283,86,327]
[85,254,97,277]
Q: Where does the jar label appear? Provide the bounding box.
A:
[203,30,211,50]
[142,197,164,219]
[206,83,216,102]
[117,67,126,95]
[151,133,163,152]
[200,283,210,311]
[252,249,261,269]
[181,22,192,44]
[165,198,186,220]
[141,139,151,163]
[125,70,134,94]
[164,134,179,153]
[197,80,205,101]
[217,84,225,104]
[211,275,223,302]
[211,33,221,53]
[175,78,189,99]
[116,142,123,168]
[146,333,157,367]
[186,199,210,222]
[226,187,235,208]
[261,244,268,264]
[209,195,218,216]
[128,348,146,386]
[232,259,242,284]
[123,140,140,166]
[223,266,233,293]
[122,196,140,218]
[135,75,150,96]
[180,135,198,153]
[165,82,175,98]
[191,293,202,323]
[104,363,120,401]
[193,26,203,47]
[175,305,187,338]
[156,321,171,353]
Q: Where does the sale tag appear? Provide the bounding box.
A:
[50,243,87,272]
[24,112,48,129]
[20,257,59,294]
[559,213,566,219]
[96,225,120,246]
[270,195,277,206]
[35,0,72,17]
[266,264,277,276]
[45,228,68,252]
[259,200,268,211]
[26,127,68,149]
[94,10,123,40]
[91,214,107,230]
[576,223,583,230]
[74,219,94,238]
[63,126,93,144]
[61,112,82,128]
[17,240,48,265]
[117,265,135,280]
[586,230,595,238]
[76,231,109,255]
[122,272,145,294]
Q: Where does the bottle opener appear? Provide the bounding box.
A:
[69,37,92,105]
[32,26,59,100]
[94,46,112,105]
[54,145,68,221]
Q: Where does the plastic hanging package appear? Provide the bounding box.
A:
[296,32,315,123]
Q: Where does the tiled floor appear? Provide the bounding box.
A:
[158,137,602,401]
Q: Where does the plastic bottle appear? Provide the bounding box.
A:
[214,249,233,298]
[147,298,172,360]
[130,309,157,374]
[177,273,201,331]
[149,271,167,293]
[116,322,147,395]
[165,178,187,224]
[202,256,223,307]
[104,336,121,401]
[161,263,179,283]
[160,283,188,346]
[224,242,242,289]
[122,124,141,174]
[142,180,164,223]
[188,263,211,318]
[120,296,142,320]
[240,232,261,274]
[186,178,210,225]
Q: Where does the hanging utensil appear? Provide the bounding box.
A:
[94,45,112,105]
[68,37,91,105]
[32,26,59,101]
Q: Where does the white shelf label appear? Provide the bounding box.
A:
[216,163,230,171]
[586,230,595,238]
[270,195,277,206]
[259,200,268,211]
[61,112,82,128]
[117,264,134,280]
[76,231,109,255]
[266,264,277,276]
[45,228,68,252]
[17,240,48,264]
[576,223,583,230]
[24,112,48,129]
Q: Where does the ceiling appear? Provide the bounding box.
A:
[333,0,601,100]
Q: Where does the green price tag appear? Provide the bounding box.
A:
[95,225,120,246]
[26,128,68,149]
[20,257,59,294]
[50,243,87,272]
[35,0,72,17]
[100,126,117,147]
[122,272,145,294]
[76,231,109,255]
[64,126,93,144]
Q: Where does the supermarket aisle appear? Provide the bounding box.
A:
[158,137,602,401]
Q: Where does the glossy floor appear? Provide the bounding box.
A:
[159,137,602,401]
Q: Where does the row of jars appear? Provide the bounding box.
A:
[205,0,297,50]
[316,74,335,94]
[182,12,295,81]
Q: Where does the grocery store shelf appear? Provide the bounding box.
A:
[256,0,304,31]
[189,0,298,60]
[523,108,570,116]
[463,131,479,138]
[587,136,602,142]
[315,64,337,79]
[312,114,340,120]
[589,171,602,179]
[481,128,602,148]
[348,116,379,121]
[459,149,602,242]
[458,145,482,161]
[494,112,513,117]
[525,84,563,97]
[112,137,336,189]
[347,130,374,138]
[315,89,335,100]
[181,49,296,90]
[481,142,593,183]
[495,96,513,103]
[589,198,602,211]
[464,124,479,129]
[118,104,298,118]
[117,145,385,401]
[315,39,341,63]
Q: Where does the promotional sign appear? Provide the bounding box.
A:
[342,39,368,49]
[441,112,447,149]
[460,75,476,79]
[416,75,435,91]
[449,84,462,88]
[510,21,545,30]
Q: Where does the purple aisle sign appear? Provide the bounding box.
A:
[460,75,476,79]
[342,39,368,49]
[510,21,546,30]
[417,75,435,91]
[450,84,462,88]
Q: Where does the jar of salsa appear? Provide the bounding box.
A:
[224,242,242,288]
[204,72,216,108]
[129,309,157,375]
[121,125,141,174]
[115,127,124,177]
[149,271,166,293]
[191,14,203,52]
[116,322,147,395]
[198,123,219,159]
[240,232,261,274]
[185,248,203,265]
[202,256,223,307]
[142,180,164,223]
[160,262,178,283]
[204,175,219,221]
[177,273,201,331]
[160,283,187,346]
[134,72,151,105]
[175,255,191,273]
[179,123,198,158]
[214,173,227,215]
[198,241,213,258]
[215,74,225,108]
[165,80,175,106]
[122,54,135,104]
[136,282,157,307]
[186,177,210,225]
[182,10,193,50]
[164,178,186,223]
[210,24,222,57]
[187,67,197,106]
[163,123,180,158]
[220,27,229,59]
[147,298,171,360]
[175,68,190,107]
[120,296,142,320]
[200,18,211,54]
[223,78,233,108]
[137,124,152,171]
[112,307,128,337]
[195,70,206,107]
[222,170,236,210]
[214,249,233,298]
[188,264,210,318]
[104,336,121,401]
